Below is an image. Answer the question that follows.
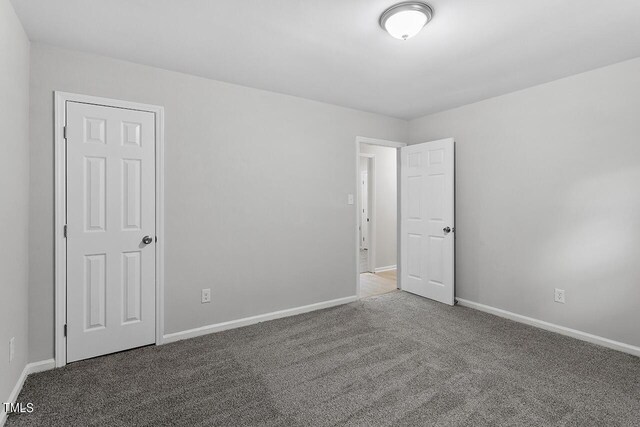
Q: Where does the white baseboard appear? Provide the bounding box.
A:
[456,298,640,357]
[1,359,55,426]
[374,265,396,273]
[163,295,358,344]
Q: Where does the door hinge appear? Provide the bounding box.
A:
[63,324,67,337]
[63,224,68,238]
[63,126,67,140]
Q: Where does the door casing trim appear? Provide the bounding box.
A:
[54,91,165,367]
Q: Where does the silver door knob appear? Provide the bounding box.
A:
[443,227,452,234]
[142,235,153,245]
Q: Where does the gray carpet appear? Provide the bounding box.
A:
[7,292,640,426]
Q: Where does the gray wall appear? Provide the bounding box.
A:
[409,58,640,347]
[360,144,397,270]
[0,0,30,404]
[28,43,408,362]
[24,39,640,363]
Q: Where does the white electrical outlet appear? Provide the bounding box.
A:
[347,194,354,205]
[554,288,566,304]
[9,337,15,362]
[201,288,211,304]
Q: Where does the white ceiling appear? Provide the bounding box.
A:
[11,0,640,119]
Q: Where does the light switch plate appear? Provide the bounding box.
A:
[348,194,354,205]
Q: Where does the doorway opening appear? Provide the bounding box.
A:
[355,136,456,305]
[356,138,405,298]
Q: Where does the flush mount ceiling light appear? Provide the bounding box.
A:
[379,1,433,40]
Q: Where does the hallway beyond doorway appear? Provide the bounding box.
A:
[360,269,396,298]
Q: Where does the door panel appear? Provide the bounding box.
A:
[400,138,455,305]
[66,101,156,362]
[85,254,106,330]
[85,156,106,231]
[122,251,142,323]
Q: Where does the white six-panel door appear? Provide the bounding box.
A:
[400,138,455,305]
[66,101,156,362]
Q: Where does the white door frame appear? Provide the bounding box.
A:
[355,136,406,298]
[359,154,375,272]
[54,91,165,367]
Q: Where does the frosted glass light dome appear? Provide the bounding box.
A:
[380,2,433,40]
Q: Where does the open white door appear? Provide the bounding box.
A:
[400,138,455,305]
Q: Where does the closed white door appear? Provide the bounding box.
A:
[361,171,369,250]
[66,101,156,362]
[400,138,455,305]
